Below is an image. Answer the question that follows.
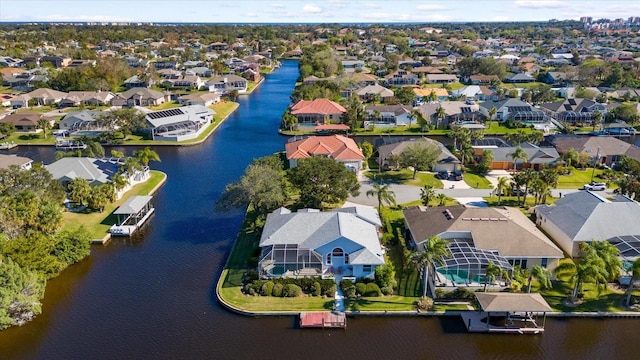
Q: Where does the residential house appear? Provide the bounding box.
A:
[479,98,547,124]
[145,104,215,141]
[9,94,30,109]
[0,112,52,132]
[60,91,115,107]
[258,207,385,279]
[505,73,536,83]
[0,154,33,170]
[206,74,248,94]
[468,75,499,85]
[384,69,418,86]
[356,84,394,102]
[341,60,365,70]
[416,101,482,127]
[343,72,378,87]
[26,88,67,106]
[474,142,560,170]
[117,88,166,107]
[153,60,178,70]
[425,74,459,84]
[186,66,213,78]
[413,88,450,102]
[0,56,23,68]
[377,137,460,172]
[40,55,72,68]
[68,59,96,67]
[123,75,150,89]
[363,104,412,128]
[539,98,607,124]
[289,99,346,126]
[543,71,573,86]
[58,110,102,131]
[3,71,48,91]
[285,134,364,171]
[451,85,495,102]
[177,92,221,107]
[549,135,640,167]
[162,75,204,90]
[535,191,640,258]
[404,205,563,291]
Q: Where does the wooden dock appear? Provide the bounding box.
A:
[299,312,346,329]
[460,312,544,334]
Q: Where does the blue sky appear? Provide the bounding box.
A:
[1,0,638,23]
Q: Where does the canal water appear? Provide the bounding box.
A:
[0,60,638,360]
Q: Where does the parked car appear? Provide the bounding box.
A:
[435,171,449,180]
[584,182,606,191]
[511,187,527,196]
[451,170,463,181]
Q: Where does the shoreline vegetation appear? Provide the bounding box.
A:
[216,206,640,317]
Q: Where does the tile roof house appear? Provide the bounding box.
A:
[46,157,120,186]
[289,99,347,126]
[549,135,640,166]
[59,110,102,130]
[285,134,364,170]
[26,88,68,106]
[117,88,166,107]
[258,207,385,279]
[413,88,450,102]
[177,92,221,107]
[377,137,460,173]
[479,98,547,124]
[416,101,481,127]
[60,91,116,107]
[535,191,640,257]
[425,74,459,84]
[384,69,418,86]
[404,205,563,289]
[206,74,247,95]
[468,75,499,85]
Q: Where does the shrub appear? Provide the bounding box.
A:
[452,287,476,300]
[272,283,284,297]
[414,297,434,311]
[365,283,382,297]
[355,282,367,296]
[283,284,302,297]
[344,286,357,299]
[324,284,336,297]
[243,284,257,296]
[261,281,274,296]
[312,281,322,297]
[340,279,354,293]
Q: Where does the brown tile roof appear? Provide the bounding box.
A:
[285,135,364,161]
[0,68,26,75]
[0,112,48,126]
[290,99,346,115]
[551,135,639,159]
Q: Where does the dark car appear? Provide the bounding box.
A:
[436,171,449,180]
[451,170,463,181]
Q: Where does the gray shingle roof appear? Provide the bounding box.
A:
[45,157,119,185]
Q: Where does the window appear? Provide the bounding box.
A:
[327,253,331,265]
[541,258,548,268]
[363,265,372,272]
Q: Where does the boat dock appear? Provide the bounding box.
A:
[109,195,154,237]
[299,312,346,329]
[460,311,545,334]
[0,142,17,150]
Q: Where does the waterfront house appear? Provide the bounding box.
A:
[377,137,460,173]
[206,74,248,94]
[289,98,347,126]
[356,84,394,102]
[538,98,607,125]
[0,154,33,170]
[535,191,640,258]
[285,134,364,171]
[415,101,481,127]
[0,112,52,132]
[404,205,563,291]
[145,105,215,141]
[59,110,103,131]
[258,207,385,279]
[363,104,412,128]
[177,92,221,107]
[479,98,547,124]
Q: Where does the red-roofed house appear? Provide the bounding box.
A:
[290,99,347,126]
[285,135,364,171]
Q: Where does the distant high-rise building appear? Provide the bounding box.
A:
[580,16,592,24]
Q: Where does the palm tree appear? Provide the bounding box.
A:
[625,258,640,307]
[366,182,396,213]
[484,261,502,292]
[487,106,497,129]
[413,236,451,297]
[527,265,552,293]
[591,109,603,131]
[134,147,161,167]
[420,184,435,207]
[507,145,528,172]
[519,168,537,205]
[496,176,510,205]
[409,109,422,130]
[436,192,447,206]
[556,244,609,303]
[434,106,446,129]
[592,240,622,283]
[37,118,51,139]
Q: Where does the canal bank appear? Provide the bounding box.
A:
[2,60,640,360]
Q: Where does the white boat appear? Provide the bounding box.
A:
[55,138,87,150]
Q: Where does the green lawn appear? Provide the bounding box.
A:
[365,169,443,188]
[147,102,182,111]
[463,172,493,189]
[557,168,614,189]
[61,170,166,240]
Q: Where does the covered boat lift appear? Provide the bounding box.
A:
[109,195,154,236]
[461,292,553,334]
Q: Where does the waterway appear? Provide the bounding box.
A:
[0,60,638,360]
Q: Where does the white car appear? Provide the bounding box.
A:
[584,182,606,191]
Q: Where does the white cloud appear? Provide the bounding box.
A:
[245,12,259,18]
[327,0,347,8]
[365,3,381,8]
[302,4,323,14]
[269,3,285,8]
[513,0,567,9]
[491,16,510,21]
[416,4,448,11]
